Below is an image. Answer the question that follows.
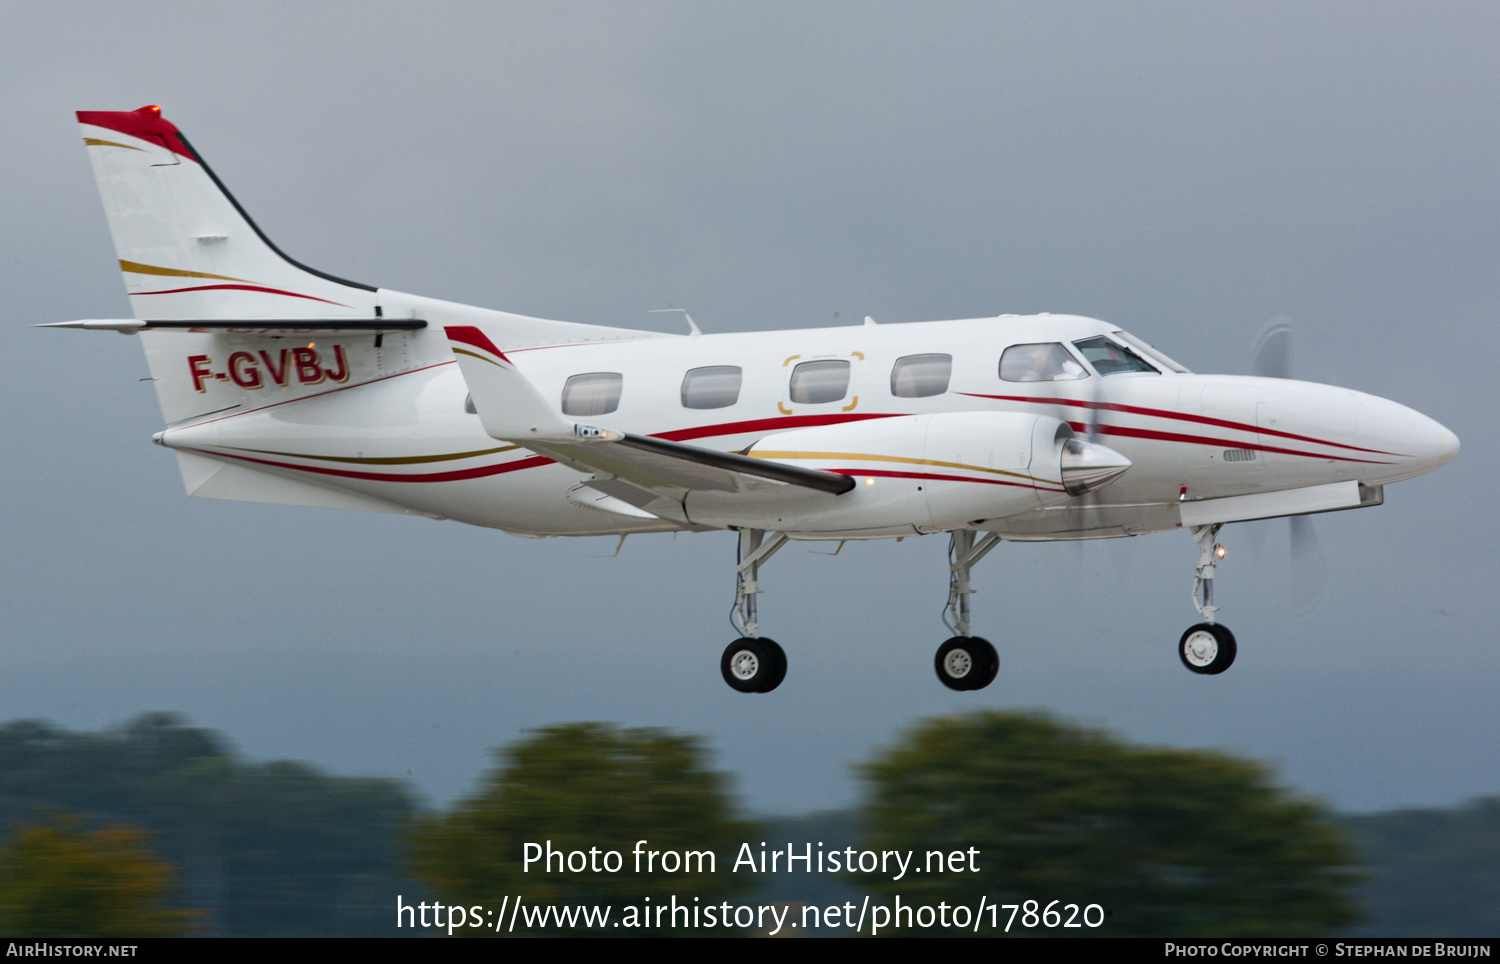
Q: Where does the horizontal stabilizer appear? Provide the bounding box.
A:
[39,318,426,334]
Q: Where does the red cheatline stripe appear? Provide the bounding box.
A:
[130,284,349,307]
[179,412,909,484]
[962,392,1402,457]
[655,412,900,443]
[1065,422,1393,465]
[828,468,1062,492]
[186,447,556,483]
[444,326,512,364]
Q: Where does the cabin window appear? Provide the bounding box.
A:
[681,366,742,409]
[890,354,952,397]
[561,372,623,416]
[789,359,851,404]
[1071,336,1159,376]
[999,343,1089,382]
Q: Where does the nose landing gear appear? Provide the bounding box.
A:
[1181,523,1237,674]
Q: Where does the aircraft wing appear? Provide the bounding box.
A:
[445,325,853,517]
[526,430,855,495]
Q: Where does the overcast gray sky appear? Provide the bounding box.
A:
[1,2,1495,814]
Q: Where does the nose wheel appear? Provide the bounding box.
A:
[1181,523,1238,675]
[935,636,998,691]
[1179,623,1236,674]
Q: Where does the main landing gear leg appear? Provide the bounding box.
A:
[935,530,1001,692]
[1180,523,1237,675]
[722,529,789,694]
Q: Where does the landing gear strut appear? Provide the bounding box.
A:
[935,530,1000,691]
[1181,523,1236,674]
[722,529,788,693]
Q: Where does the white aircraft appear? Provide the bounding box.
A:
[50,106,1459,694]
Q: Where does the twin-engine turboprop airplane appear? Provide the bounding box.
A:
[50,106,1460,693]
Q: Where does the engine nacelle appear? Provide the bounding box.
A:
[684,412,1128,536]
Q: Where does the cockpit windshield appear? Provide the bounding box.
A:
[1111,330,1191,373]
[1071,335,1159,376]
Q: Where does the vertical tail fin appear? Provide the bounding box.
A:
[77,105,377,320]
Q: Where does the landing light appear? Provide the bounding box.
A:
[865,477,875,486]
[1214,544,1226,560]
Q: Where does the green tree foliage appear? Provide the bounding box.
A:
[0,714,418,936]
[0,809,196,936]
[410,722,754,930]
[857,711,1360,937]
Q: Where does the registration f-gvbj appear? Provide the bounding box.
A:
[50,106,1460,693]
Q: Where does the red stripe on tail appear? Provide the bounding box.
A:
[77,106,199,163]
[444,326,512,364]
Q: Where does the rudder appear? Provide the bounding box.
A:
[77,105,377,321]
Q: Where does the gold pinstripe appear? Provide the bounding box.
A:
[748,449,1058,486]
[118,260,253,284]
[216,444,521,465]
[451,347,507,368]
[84,138,145,151]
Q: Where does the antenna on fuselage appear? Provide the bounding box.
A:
[649,308,701,336]
[864,316,877,326]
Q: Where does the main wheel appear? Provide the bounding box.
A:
[721,637,786,693]
[970,637,999,690]
[760,638,787,692]
[935,636,998,691]
[1179,623,1237,675]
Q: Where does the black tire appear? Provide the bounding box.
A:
[935,636,995,691]
[969,637,999,690]
[1179,623,1237,675]
[760,638,787,693]
[721,638,782,693]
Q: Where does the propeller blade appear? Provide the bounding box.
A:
[1287,514,1330,614]
[1251,317,1294,379]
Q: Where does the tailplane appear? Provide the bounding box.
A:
[77,106,377,320]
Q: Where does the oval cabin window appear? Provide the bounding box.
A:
[890,353,952,398]
[681,366,742,409]
[788,359,850,404]
[561,372,623,416]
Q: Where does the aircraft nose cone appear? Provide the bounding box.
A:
[1358,398,1459,479]
[1060,438,1132,495]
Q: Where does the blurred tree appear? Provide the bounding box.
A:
[1342,796,1500,937]
[857,711,1359,937]
[0,714,420,936]
[410,722,753,931]
[0,808,197,936]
